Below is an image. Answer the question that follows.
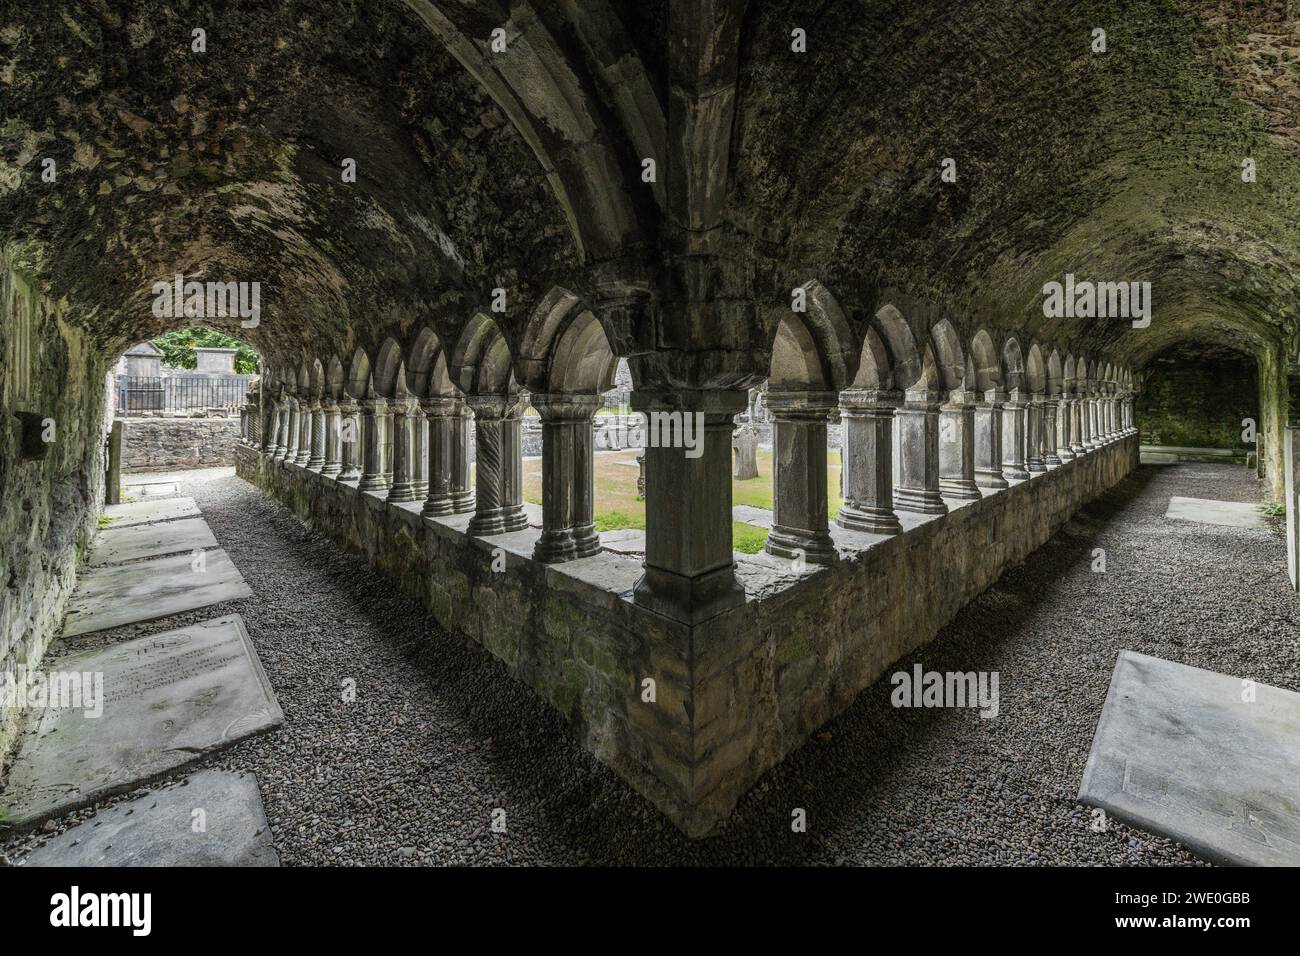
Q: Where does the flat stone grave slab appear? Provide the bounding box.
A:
[1165,496,1265,528]
[62,548,251,637]
[732,504,775,529]
[1,616,282,830]
[1078,651,1300,866]
[89,517,218,566]
[126,481,180,498]
[20,770,279,867]
[102,496,201,528]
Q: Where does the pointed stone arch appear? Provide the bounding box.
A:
[452,313,516,395]
[548,310,617,394]
[326,355,345,399]
[374,338,404,398]
[1002,337,1026,392]
[970,329,1002,392]
[849,326,894,390]
[347,347,371,399]
[1026,343,1047,394]
[409,326,456,398]
[873,304,921,389]
[929,318,965,392]
[1047,349,1064,397]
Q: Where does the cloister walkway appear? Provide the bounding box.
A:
[6,462,1294,865]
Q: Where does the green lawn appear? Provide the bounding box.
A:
[515,447,844,553]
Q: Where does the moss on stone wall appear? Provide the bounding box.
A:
[1137,346,1258,453]
[0,255,108,766]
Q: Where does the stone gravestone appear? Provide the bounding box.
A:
[733,424,758,480]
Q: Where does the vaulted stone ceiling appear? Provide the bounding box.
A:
[2,0,1297,383]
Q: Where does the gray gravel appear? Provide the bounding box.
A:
[4,461,1295,865]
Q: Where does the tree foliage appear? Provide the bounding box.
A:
[151,327,259,375]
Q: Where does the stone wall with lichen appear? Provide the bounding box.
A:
[1137,348,1258,452]
[0,258,108,768]
[121,416,239,472]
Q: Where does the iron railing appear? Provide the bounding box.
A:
[115,374,254,416]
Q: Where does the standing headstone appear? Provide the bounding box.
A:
[733,424,759,480]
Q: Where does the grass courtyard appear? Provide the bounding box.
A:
[515,448,844,554]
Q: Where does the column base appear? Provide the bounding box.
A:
[320,462,342,477]
[422,494,456,518]
[533,526,601,563]
[1056,448,1075,462]
[1044,453,1063,468]
[450,491,475,514]
[894,487,948,515]
[1070,443,1087,455]
[633,563,745,625]
[836,503,902,535]
[1027,458,1047,473]
[307,457,325,471]
[338,466,360,482]
[1002,463,1030,480]
[467,506,529,536]
[765,526,836,565]
[388,481,419,503]
[939,477,982,500]
[358,474,388,492]
[975,469,1008,490]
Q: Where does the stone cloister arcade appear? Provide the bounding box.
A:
[246,299,1139,592]
[234,288,1140,833]
[3,1,1298,845]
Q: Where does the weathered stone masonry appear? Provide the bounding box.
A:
[237,430,1138,836]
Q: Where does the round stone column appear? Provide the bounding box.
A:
[939,387,981,500]
[466,393,529,535]
[284,395,300,462]
[764,390,837,564]
[1027,395,1048,472]
[1069,390,1087,455]
[358,392,389,493]
[975,387,1008,489]
[338,394,361,481]
[450,403,475,513]
[532,393,603,563]
[321,398,342,476]
[307,394,326,470]
[895,385,948,515]
[1056,394,1075,461]
[421,397,459,516]
[836,388,903,534]
[409,403,429,500]
[387,394,420,503]
[1043,398,1063,467]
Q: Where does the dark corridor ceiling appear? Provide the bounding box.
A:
[1,0,1297,380]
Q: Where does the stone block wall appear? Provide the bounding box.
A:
[237,434,1138,836]
[0,266,108,767]
[120,416,240,472]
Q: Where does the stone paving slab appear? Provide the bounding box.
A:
[125,481,181,498]
[62,548,251,637]
[1,616,282,830]
[1078,651,1300,866]
[88,517,218,566]
[19,770,279,867]
[1165,496,1265,528]
[102,496,201,528]
[732,504,774,528]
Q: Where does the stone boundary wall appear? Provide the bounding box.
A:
[236,435,1139,835]
[120,416,240,472]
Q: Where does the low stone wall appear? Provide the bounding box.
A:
[120,416,240,472]
[236,434,1139,835]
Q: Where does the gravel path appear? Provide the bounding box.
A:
[5,461,1295,865]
